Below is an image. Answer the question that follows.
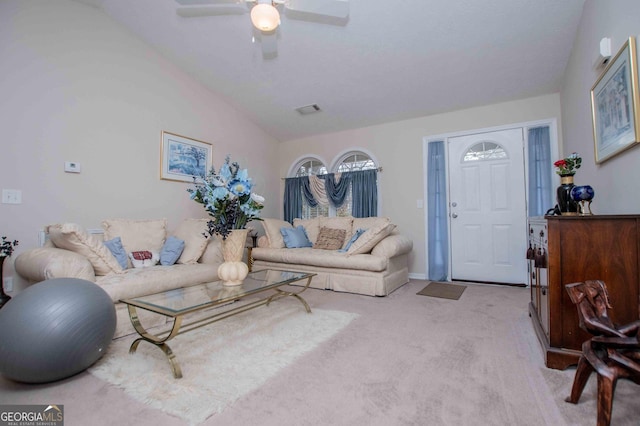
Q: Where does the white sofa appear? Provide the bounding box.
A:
[252,216,413,296]
[14,218,223,339]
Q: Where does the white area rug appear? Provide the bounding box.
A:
[89,303,358,425]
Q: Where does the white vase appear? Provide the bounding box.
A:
[217,229,249,286]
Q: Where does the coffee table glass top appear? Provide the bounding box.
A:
[121,269,315,317]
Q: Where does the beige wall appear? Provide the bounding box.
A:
[278,94,562,278]
[0,0,280,291]
[561,0,640,214]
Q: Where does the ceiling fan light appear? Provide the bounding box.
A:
[250,4,280,31]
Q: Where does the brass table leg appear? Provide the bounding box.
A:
[247,247,253,272]
[124,274,315,379]
[266,276,313,313]
[127,305,185,379]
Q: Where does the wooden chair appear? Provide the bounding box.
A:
[564,280,640,426]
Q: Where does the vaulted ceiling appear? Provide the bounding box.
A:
[79,0,585,142]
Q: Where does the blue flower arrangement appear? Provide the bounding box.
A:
[188,155,264,239]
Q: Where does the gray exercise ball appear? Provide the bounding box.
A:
[0,278,116,383]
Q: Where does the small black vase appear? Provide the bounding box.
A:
[557,174,578,215]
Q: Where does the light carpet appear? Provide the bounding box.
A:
[89,302,358,425]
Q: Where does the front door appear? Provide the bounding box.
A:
[447,128,527,284]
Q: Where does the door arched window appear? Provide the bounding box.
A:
[462,142,508,162]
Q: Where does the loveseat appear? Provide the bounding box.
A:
[14,218,223,339]
[252,216,412,296]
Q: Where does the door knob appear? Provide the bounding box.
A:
[452,213,458,218]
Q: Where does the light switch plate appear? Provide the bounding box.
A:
[2,189,22,204]
[64,161,81,173]
[3,277,13,293]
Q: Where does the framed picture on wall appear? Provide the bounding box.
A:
[591,37,640,164]
[160,131,212,182]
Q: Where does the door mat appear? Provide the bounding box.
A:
[417,281,467,300]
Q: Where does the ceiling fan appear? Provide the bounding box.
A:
[175,0,349,31]
[175,0,349,58]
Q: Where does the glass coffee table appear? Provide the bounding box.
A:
[120,269,316,378]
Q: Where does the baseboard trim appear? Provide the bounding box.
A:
[408,272,427,280]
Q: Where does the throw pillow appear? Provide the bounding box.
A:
[281,226,313,248]
[160,236,185,266]
[352,216,390,231]
[171,218,209,264]
[129,250,159,268]
[46,223,123,276]
[103,237,129,269]
[293,218,320,244]
[339,228,367,253]
[261,218,293,249]
[347,222,396,255]
[319,216,353,248]
[314,227,347,250]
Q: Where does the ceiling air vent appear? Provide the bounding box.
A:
[295,104,321,115]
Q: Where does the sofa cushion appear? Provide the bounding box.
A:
[314,227,347,250]
[262,218,292,249]
[281,226,313,248]
[47,223,123,276]
[251,247,387,272]
[172,218,209,264]
[96,263,218,302]
[293,218,320,244]
[102,218,167,257]
[347,222,396,255]
[199,235,223,264]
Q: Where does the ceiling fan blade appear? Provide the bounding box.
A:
[176,4,247,17]
[284,0,349,19]
[175,0,244,5]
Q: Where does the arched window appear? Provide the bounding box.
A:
[287,151,379,220]
[462,141,508,162]
[294,158,327,177]
[292,158,328,219]
[333,151,378,217]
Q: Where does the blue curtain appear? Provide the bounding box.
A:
[350,169,378,217]
[284,169,378,222]
[284,177,317,223]
[527,126,552,216]
[427,141,448,281]
[300,176,317,208]
[321,173,352,207]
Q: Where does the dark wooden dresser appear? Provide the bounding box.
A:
[528,215,640,370]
